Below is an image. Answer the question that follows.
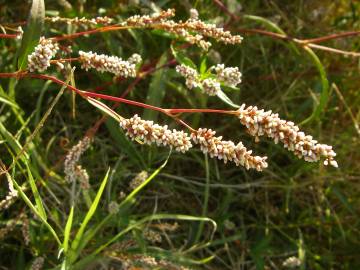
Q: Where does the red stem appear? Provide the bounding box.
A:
[304,31,360,44]
[0,33,18,39]
[165,108,236,114]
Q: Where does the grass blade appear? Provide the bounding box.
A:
[26,163,47,220]
[194,154,210,243]
[63,206,74,253]
[143,53,168,121]
[69,168,110,261]
[300,46,329,125]
[92,214,217,256]
[118,151,171,209]
[1,164,60,245]
[216,89,240,108]
[17,0,45,70]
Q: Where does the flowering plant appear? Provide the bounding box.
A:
[1,1,357,269]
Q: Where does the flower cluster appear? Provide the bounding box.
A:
[0,173,18,210]
[74,165,90,189]
[213,64,242,87]
[78,51,141,77]
[175,64,200,89]
[202,78,221,96]
[119,114,192,153]
[0,217,18,240]
[21,215,30,245]
[129,170,149,190]
[120,254,191,270]
[108,201,120,214]
[282,256,301,268]
[121,8,242,50]
[176,63,242,96]
[143,229,162,243]
[191,128,268,171]
[30,257,44,270]
[27,37,59,72]
[123,8,176,27]
[46,16,113,26]
[182,12,243,47]
[64,136,91,183]
[237,104,338,167]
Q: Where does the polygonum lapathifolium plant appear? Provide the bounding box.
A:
[18,7,338,171]
[1,3,351,269]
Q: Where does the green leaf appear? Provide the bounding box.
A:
[216,90,240,108]
[17,0,45,70]
[300,47,329,125]
[118,151,171,209]
[0,121,29,162]
[26,163,47,220]
[194,154,210,243]
[3,168,60,245]
[0,94,20,109]
[63,206,74,253]
[171,45,197,69]
[199,56,207,74]
[143,53,168,121]
[92,213,217,256]
[70,168,110,263]
[85,96,122,122]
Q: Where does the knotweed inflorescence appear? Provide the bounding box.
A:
[64,136,91,184]
[78,51,142,77]
[27,37,59,72]
[119,115,193,153]
[18,7,338,182]
[176,63,242,95]
[237,104,338,167]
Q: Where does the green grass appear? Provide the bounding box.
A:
[1,0,360,269]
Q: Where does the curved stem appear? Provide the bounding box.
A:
[50,25,133,41]
[165,108,237,114]
[0,71,235,133]
[0,33,18,39]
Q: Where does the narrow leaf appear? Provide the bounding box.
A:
[143,53,168,121]
[85,96,122,122]
[216,90,240,108]
[300,47,329,125]
[17,0,45,70]
[119,151,171,209]
[70,168,110,261]
[3,168,60,245]
[63,206,74,252]
[93,213,217,255]
[171,45,197,69]
[26,163,47,220]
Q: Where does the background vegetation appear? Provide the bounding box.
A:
[0,0,359,269]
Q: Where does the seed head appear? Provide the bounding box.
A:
[129,171,148,190]
[201,78,221,96]
[191,128,268,171]
[175,64,200,89]
[78,51,141,77]
[27,37,59,72]
[119,114,192,153]
[189,8,199,20]
[46,16,113,26]
[64,136,91,183]
[213,64,242,87]
[237,104,338,167]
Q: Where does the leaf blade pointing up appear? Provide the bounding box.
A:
[17,0,45,70]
